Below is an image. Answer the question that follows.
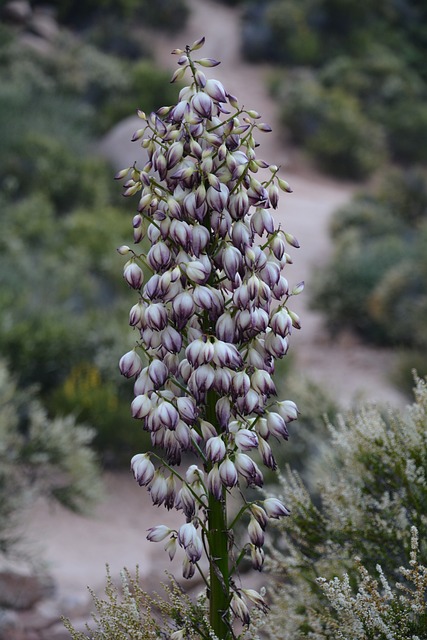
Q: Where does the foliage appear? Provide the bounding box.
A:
[48,364,150,465]
[277,71,386,178]
[63,567,267,640]
[0,24,179,461]
[265,376,427,638]
[101,61,182,132]
[0,360,101,559]
[310,168,427,364]
[29,0,190,31]
[242,0,427,176]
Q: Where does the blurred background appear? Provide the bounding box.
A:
[0,0,427,637]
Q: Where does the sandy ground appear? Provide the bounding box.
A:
[27,0,407,613]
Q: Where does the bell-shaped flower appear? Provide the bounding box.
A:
[182,555,195,579]
[148,360,169,387]
[264,331,289,358]
[123,262,144,289]
[258,437,277,470]
[157,401,179,430]
[119,350,143,378]
[219,458,238,488]
[149,470,169,506]
[207,464,222,500]
[185,534,203,563]
[266,412,289,440]
[236,389,260,415]
[222,245,242,281]
[250,543,265,571]
[250,504,268,530]
[131,394,153,419]
[146,525,173,542]
[176,396,197,424]
[213,367,232,394]
[191,91,213,119]
[270,308,293,337]
[185,260,210,284]
[131,453,155,486]
[186,338,214,367]
[230,592,250,626]
[160,326,183,353]
[147,242,172,271]
[206,435,227,463]
[263,497,290,518]
[215,312,236,343]
[248,517,265,547]
[178,522,198,549]
[215,396,231,428]
[172,292,195,329]
[232,371,251,397]
[165,535,177,561]
[234,429,258,451]
[234,453,263,487]
[276,399,299,422]
[134,369,155,396]
[213,340,242,369]
[145,303,169,331]
[241,588,269,613]
[204,78,227,102]
[206,183,229,211]
[251,369,276,396]
[188,364,215,398]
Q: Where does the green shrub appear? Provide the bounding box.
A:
[48,363,150,465]
[0,360,101,558]
[265,376,427,638]
[31,0,189,31]
[311,167,427,351]
[101,61,181,131]
[279,72,386,178]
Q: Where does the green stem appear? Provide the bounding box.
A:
[208,487,230,639]
[206,390,231,639]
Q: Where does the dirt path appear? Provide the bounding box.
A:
[26,0,407,621]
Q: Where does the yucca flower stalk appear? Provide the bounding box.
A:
[117,37,302,640]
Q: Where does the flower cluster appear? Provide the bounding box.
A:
[117,37,301,633]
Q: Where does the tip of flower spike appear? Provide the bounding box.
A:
[190,36,205,51]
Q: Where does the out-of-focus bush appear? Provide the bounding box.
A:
[29,0,189,31]
[48,363,150,465]
[311,167,427,388]
[0,25,174,463]
[265,376,427,638]
[245,0,427,177]
[0,360,101,559]
[278,71,386,178]
[101,61,182,131]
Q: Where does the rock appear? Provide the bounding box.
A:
[0,571,56,611]
[1,1,32,23]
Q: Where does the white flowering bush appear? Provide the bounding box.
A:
[264,376,427,639]
[114,37,302,638]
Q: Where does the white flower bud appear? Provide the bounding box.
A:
[263,497,291,518]
[131,453,155,486]
[119,350,143,378]
[146,525,172,542]
[219,458,238,488]
[206,435,227,463]
[123,262,143,289]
